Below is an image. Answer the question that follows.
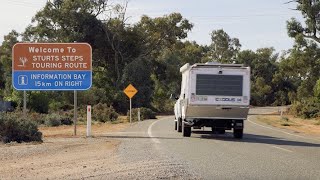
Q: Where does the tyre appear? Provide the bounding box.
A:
[177,118,182,132]
[182,122,191,137]
[233,129,243,139]
[174,121,177,130]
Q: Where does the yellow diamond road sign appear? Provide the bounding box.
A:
[124,84,138,99]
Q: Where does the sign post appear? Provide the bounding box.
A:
[23,90,26,117]
[123,84,138,123]
[12,43,92,135]
[74,90,77,136]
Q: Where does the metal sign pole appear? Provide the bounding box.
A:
[130,98,132,124]
[23,90,26,117]
[74,90,77,136]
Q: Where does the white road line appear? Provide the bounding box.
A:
[105,131,144,134]
[148,120,161,144]
[247,117,320,142]
[270,145,293,153]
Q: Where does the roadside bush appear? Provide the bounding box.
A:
[28,112,45,125]
[60,117,73,125]
[44,113,61,127]
[280,116,289,121]
[44,113,74,127]
[28,92,50,114]
[127,107,156,122]
[49,101,64,112]
[0,112,42,143]
[92,103,118,122]
[290,98,320,119]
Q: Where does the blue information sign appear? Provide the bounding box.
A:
[13,71,92,90]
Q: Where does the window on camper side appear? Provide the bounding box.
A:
[196,74,243,96]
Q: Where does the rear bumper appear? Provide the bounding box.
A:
[185,105,249,120]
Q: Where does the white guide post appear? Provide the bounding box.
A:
[87,105,92,137]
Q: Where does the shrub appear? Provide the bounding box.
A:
[28,112,45,125]
[92,103,119,122]
[127,107,156,122]
[49,101,64,112]
[44,112,73,126]
[0,112,42,143]
[281,116,289,122]
[290,98,320,119]
[44,113,61,127]
[60,117,73,125]
[28,92,50,113]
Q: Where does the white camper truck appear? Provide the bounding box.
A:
[174,62,250,138]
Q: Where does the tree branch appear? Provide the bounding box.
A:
[302,33,320,43]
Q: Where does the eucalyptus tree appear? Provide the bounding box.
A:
[208,29,241,63]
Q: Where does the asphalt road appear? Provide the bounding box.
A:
[104,107,320,180]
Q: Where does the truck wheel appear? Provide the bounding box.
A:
[233,129,243,139]
[177,118,182,132]
[182,122,191,137]
[174,121,177,130]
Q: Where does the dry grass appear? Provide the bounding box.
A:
[257,115,320,135]
[39,116,129,138]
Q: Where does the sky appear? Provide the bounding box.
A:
[0,0,303,52]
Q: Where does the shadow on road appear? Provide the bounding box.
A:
[193,131,320,147]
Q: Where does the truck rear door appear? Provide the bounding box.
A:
[188,67,250,106]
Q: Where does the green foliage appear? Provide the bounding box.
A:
[290,98,320,119]
[251,77,272,106]
[135,13,193,56]
[0,112,42,143]
[28,112,46,125]
[237,48,281,106]
[49,101,64,112]
[314,79,320,98]
[286,1,320,44]
[92,103,118,122]
[121,58,153,109]
[28,92,50,114]
[43,112,73,126]
[45,113,62,127]
[23,0,107,42]
[0,30,20,102]
[208,29,241,63]
[281,116,289,122]
[151,74,175,112]
[127,107,156,122]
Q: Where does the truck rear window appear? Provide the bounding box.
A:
[196,74,243,96]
